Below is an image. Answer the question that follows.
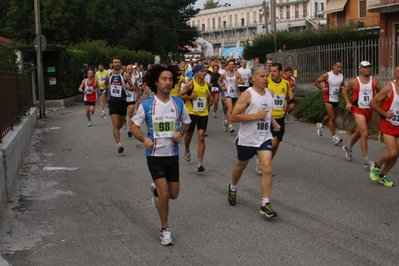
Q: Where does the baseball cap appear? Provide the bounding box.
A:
[193,64,205,73]
[133,65,137,68]
[359,61,371,68]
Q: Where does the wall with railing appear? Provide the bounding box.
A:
[0,72,33,142]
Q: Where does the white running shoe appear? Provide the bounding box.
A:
[184,152,191,162]
[316,123,323,136]
[87,121,92,126]
[228,124,235,133]
[363,158,373,171]
[223,120,228,132]
[342,145,352,161]
[159,228,174,246]
[123,121,127,130]
[332,136,342,145]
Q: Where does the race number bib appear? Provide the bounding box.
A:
[152,114,175,138]
[358,90,372,109]
[110,85,122,97]
[256,120,269,135]
[387,109,399,126]
[273,95,285,110]
[86,86,93,94]
[329,87,339,102]
[100,76,106,83]
[193,97,207,112]
[126,91,135,102]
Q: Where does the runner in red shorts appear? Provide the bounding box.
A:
[342,61,382,168]
[368,66,399,187]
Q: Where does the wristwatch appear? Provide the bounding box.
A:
[179,130,185,136]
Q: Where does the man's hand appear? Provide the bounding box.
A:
[143,137,153,150]
[255,108,268,120]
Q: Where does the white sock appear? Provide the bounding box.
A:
[261,198,270,207]
[230,184,237,191]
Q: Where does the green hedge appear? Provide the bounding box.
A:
[293,90,350,122]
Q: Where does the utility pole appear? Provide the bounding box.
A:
[270,0,277,52]
[263,1,269,35]
[34,0,45,118]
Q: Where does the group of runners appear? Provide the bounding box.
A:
[77,55,399,246]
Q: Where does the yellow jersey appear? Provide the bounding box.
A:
[185,78,210,116]
[170,75,186,96]
[95,70,109,90]
[268,78,290,119]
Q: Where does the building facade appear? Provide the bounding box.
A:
[189,0,326,56]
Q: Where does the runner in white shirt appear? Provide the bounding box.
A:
[237,59,252,93]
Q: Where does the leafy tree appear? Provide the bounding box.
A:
[0,0,199,59]
[204,0,220,9]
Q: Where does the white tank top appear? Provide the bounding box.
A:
[237,87,273,147]
[356,76,373,109]
[326,71,343,102]
[386,83,399,126]
[225,71,239,98]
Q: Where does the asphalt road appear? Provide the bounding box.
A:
[0,102,398,266]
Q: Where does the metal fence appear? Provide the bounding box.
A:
[0,72,33,143]
[267,37,399,91]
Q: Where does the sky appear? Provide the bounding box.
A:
[194,0,260,9]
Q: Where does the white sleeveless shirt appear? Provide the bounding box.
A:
[237,87,273,147]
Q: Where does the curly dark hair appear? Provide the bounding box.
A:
[142,64,179,94]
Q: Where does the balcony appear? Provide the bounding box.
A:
[327,16,380,29]
[368,0,399,13]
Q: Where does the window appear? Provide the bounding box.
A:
[207,18,210,30]
[197,20,200,27]
[212,18,215,29]
[229,15,232,27]
[202,24,205,31]
[321,3,324,11]
[235,14,238,27]
[286,6,290,20]
[280,6,284,20]
[253,11,257,24]
[315,2,318,12]
[223,21,226,28]
[295,4,299,19]
[218,17,221,28]
[359,0,366,18]
[241,18,245,26]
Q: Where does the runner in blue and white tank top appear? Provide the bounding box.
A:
[103,56,135,153]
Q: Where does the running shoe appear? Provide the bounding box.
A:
[87,121,92,126]
[333,136,342,145]
[228,124,235,133]
[150,183,158,208]
[101,112,105,118]
[369,162,380,182]
[204,132,208,137]
[378,132,384,143]
[223,120,228,132]
[127,130,132,138]
[184,152,191,162]
[117,143,124,154]
[123,121,127,130]
[316,123,323,136]
[227,183,236,206]
[159,228,174,246]
[378,174,394,187]
[285,114,290,121]
[212,112,216,118]
[260,203,277,218]
[342,145,352,161]
[256,158,262,174]
[363,158,373,170]
[197,163,205,172]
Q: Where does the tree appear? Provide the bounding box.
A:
[0,0,200,58]
[204,0,220,9]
